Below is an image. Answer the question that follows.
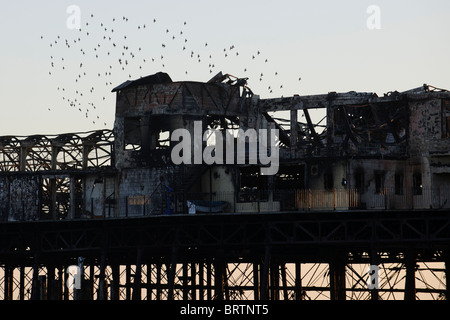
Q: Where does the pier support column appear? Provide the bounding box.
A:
[446,251,450,301]
[260,246,271,300]
[295,262,302,300]
[404,250,416,300]
[330,256,346,300]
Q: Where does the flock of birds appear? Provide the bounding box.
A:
[41,13,301,128]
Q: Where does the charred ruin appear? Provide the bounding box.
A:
[0,72,450,300]
[2,72,450,219]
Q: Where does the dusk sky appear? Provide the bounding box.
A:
[1,0,449,135]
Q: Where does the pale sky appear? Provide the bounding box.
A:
[1,0,449,136]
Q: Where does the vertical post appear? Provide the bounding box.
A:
[114,174,120,218]
[404,250,416,300]
[191,263,197,300]
[156,263,162,300]
[333,188,337,210]
[290,109,298,156]
[270,261,279,300]
[47,266,55,300]
[63,266,69,300]
[57,267,64,300]
[167,247,178,301]
[38,275,47,300]
[69,177,75,219]
[98,251,107,300]
[329,257,346,300]
[111,263,120,300]
[88,264,95,300]
[51,178,57,220]
[198,262,204,301]
[206,262,212,300]
[82,145,88,170]
[260,246,270,300]
[132,249,142,300]
[182,263,189,300]
[445,251,450,302]
[281,263,288,300]
[102,174,106,218]
[214,260,225,300]
[295,262,302,300]
[31,254,40,300]
[4,265,13,300]
[253,263,259,300]
[20,146,27,171]
[51,145,58,170]
[308,189,312,210]
[125,264,131,300]
[19,266,25,300]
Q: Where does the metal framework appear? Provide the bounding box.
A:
[0,210,449,300]
[0,130,114,172]
[1,78,450,301]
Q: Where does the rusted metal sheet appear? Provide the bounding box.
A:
[115,81,243,116]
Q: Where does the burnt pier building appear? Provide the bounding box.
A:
[0,72,450,300]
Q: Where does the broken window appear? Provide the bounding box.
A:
[41,177,72,220]
[375,172,385,194]
[413,172,423,195]
[274,165,305,189]
[395,173,404,195]
[355,171,365,194]
[442,100,450,138]
[124,117,142,151]
[157,130,170,149]
[238,166,268,201]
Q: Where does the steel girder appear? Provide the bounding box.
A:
[0,211,449,261]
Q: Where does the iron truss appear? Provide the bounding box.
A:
[0,210,449,300]
[0,130,114,172]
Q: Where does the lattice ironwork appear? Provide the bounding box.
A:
[0,211,448,301]
[0,130,114,172]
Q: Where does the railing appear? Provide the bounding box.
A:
[2,186,449,221]
[293,187,449,211]
[117,186,450,217]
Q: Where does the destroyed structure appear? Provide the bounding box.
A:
[1,72,450,220]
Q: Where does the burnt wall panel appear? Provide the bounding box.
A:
[9,176,40,221]
[115,82,243,117]
[0,176,10,221]
[84,175,116,218]
[409,98,450,155]
[118,167,179,217]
